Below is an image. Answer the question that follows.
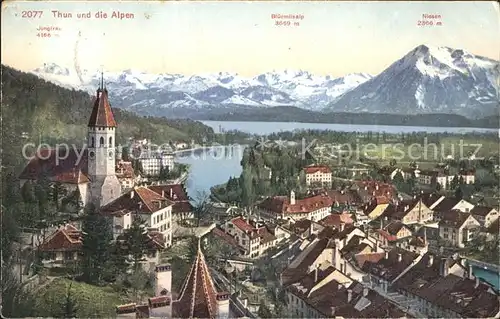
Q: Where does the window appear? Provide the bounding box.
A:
[64,251,73,260]
[91,137,95,147]
[109,136,113,147]
[100,137,104,146]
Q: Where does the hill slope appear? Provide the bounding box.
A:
[1,65,215,172]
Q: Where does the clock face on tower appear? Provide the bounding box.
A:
[89,151,95,159]
[109,150,114,159]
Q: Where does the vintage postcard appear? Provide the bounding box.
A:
[1,1,499,318]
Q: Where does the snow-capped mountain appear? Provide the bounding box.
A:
[325,45,499,119]
[31,63,372,116]
[31,45,499,119]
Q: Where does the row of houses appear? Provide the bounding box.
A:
[280,223,500,318]
[37,183,194,269]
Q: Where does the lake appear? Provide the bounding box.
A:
[175,146,500,290]
[201,120,498,135]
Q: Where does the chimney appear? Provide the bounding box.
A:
[309,224,314,237]
[290,190,296,205]
[170,187,173,199]
[314,267,318,283]
[216,293,230,319]
[330,307,336,316]
[385,251,389,259]
[338,283,343,290]
[440,258,449,277]
[474,277,480,288]
[161,190,165,198]
[340,223,345,232]
[397,253,402,262]
[428,255,434,267]
[347,289,352,303]
[363,287,368,297]
[130,190,134,199]
[376,184,379,190]
[468,264,474,279]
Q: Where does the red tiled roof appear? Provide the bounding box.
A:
[116,303,137,314]
[39,224,83,251]
[212,227,241,249]
[148,184,190,201]
[259,194,333,215]
[19,148,89,182]
[320,213,354,228]
[354,253,386,268]
[304,165,332,174]
[377,229,398,242]
[231,217,254,233]
[172,242,220,318]
[148,296,171,308]
[101,187,174,215]
[116,161,135,179]
[326,190,362,205]
[88,89,117,127]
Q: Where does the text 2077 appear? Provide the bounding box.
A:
[22,10,43,18]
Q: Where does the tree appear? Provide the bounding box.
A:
[1,261,36,317]
[60,282,78,318]
[258,300,273,318]
[80,204,113,284]
[121,216,151,271]
[192,191,211,227]
[240,167,255,210]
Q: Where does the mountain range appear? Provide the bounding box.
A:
[31,44,499,120]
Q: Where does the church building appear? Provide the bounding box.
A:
[19,76,121,207]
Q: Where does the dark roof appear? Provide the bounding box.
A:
[433,197,461,212]
[384,221,410,236]
[289,276,408,318]
[88,89,117,127]
[438,210,474,228]
[19,148,89,182]
[470,205,496,217]
[393,253,499,318]
[148,184,193,214]
[362,248,419,282]
[419,193,444,208]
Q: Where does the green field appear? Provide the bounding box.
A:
[34,278,128,318]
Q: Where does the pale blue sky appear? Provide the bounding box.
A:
[2,1,499,77]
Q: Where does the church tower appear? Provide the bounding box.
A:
[87,73,121,207]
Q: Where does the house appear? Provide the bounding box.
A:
[148,184,194,222]
[286,219,325,239]
[432,197,474,214]
[116,160,136,191]
[360,199,389,221]
[351,180,396,203]
[38,224,82,267]
[469,206,499,228]
[220,216,290,258]
[258,191,333,222]
[284,272,409,318]
[361,248,421,293]
[138,150,175,177]
[304,165,332,186]
[101,187,174,246]
[319,212,354,230]
[174,141,189,150]
[397,235,428,254]
[115,229,168,272]
[116,242,238,318]
[392,253,500,318]
[438,210,481,248]
[346,164,370,178]
[376,221,413,247]
[383,197,434,225]
[326,189,363,207]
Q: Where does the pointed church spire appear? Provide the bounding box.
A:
[88,67,116,127]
